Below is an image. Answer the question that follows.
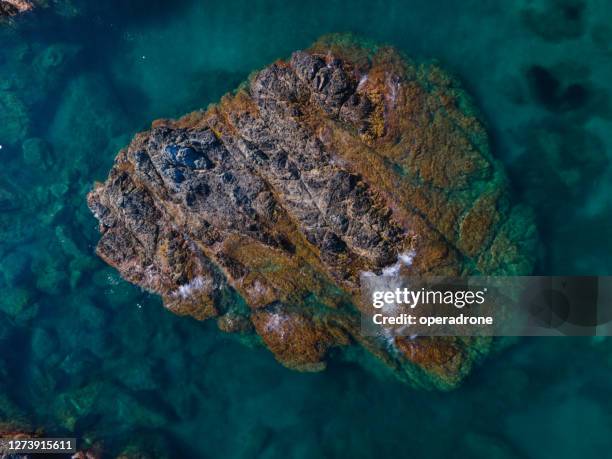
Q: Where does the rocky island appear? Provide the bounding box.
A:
[88,34,537,390]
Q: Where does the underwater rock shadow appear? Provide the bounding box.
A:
[519,0,587,42]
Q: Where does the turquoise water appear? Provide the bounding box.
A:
[1,0,611,457]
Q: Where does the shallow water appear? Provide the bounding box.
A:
[1,0,611,457]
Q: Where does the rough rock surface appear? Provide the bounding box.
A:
[0,0,33,18]
[88,34,537,389]
[0,0,77,20]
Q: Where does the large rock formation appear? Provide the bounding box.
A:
[88,34,537,390]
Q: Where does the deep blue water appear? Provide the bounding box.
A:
[1,0,611,457]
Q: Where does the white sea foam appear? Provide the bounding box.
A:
[361,250,418,344]
[381,262,401,276]
[381,327,396,350]
[265,313,289,339]
[357,74,368,90]
[386,76,400,106]
[362,250,417,279]
[250,280,267,297]
[174,276,207,299]
[398,250,416,266]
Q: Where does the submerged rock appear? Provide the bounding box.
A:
[0,90,30,147]
[89,34,536,389]
[49,73,129,173]
[22,137,52,168]
[519,0,586,42]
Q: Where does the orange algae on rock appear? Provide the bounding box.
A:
[251,308,351,372]
[88,34,536,390]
